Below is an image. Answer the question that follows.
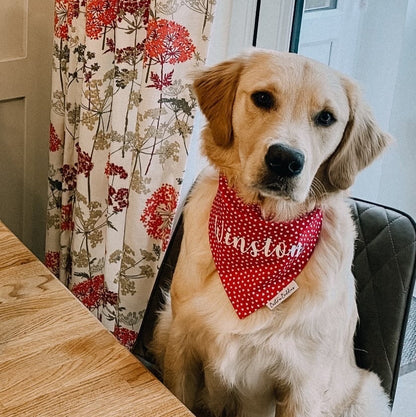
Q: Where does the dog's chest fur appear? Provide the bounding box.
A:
[169,171,359,414]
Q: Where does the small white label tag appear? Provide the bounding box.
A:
[266,281,299,310]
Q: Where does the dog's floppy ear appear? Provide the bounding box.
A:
[327,77,392,190]
[193,58,244,147]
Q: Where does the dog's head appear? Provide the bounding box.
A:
[193,50,391,204]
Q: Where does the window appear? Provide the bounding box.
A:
[304,0,337,12]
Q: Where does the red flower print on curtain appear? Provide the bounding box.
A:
[105,160,130,213]
[75,143,94,177]
[113,325,138,349]
[141,184,178,251]
[61,165,77,191]
[72,274,116,309]
[86,0,118,39]
[54,0,80,39]
[45,251,60,276]
[61,204,74,230]
[49,123,62,152]
[46,0,216,348]
[146,19,196,64]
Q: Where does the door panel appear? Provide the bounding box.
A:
[299,40,333,66]
[0,98,25,237]
[298,0,363,73]
[0,0,27,61]
[0,0,54,259]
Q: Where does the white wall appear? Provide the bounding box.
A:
[351,0,416,219]
[377,0,416,217]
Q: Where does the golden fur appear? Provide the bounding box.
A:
[152,50,392,417]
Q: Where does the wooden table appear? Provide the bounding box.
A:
[0,222,193,417]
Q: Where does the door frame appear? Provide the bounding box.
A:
[253,0,301,52]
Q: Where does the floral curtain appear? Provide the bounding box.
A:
[46,0,216,349]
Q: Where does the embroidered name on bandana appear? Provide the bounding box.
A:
[208,175,323,319]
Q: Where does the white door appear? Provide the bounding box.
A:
[297,0,363,74]
[0,0,54,259]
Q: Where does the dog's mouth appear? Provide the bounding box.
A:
[256,176,298,201]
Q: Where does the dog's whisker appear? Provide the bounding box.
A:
[310,177,328,200]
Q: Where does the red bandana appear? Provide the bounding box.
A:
[208,175,323,319]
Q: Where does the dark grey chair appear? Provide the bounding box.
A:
[350,198,416,403]
[133,198,416,406]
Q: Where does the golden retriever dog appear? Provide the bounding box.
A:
[151,49,392,417]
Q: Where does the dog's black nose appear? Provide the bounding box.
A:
[265,144,305,177]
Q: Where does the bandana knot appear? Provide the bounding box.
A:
[208,175,323,319]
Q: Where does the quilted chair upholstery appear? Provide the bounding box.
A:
[350,198,416,402]
[133,198,416,405]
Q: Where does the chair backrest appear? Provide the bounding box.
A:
[133,215,184,379]
[350,198,416,403]
[133,198,416,404]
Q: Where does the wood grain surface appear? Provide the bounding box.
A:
[0,222,193,417]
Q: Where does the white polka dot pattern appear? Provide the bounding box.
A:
[208,175,323,319]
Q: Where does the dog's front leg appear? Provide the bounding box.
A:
[274,381,325,417]
[275,399,322,417]
[163,329,202,411]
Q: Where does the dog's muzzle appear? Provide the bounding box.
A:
[265,144,305,178]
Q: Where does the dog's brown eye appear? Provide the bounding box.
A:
[315,111,336,127]
[251,91,275,110]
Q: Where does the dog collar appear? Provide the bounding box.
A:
[208,175,323,319]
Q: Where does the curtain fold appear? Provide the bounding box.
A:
[46,0,216,348]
